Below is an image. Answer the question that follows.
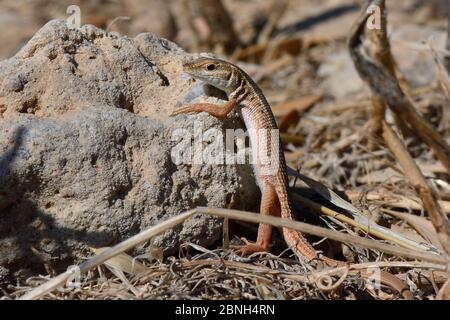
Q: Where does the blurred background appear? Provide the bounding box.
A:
[0,0,448,59]
[0,0,448,186]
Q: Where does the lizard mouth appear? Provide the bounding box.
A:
[183,72,207,83]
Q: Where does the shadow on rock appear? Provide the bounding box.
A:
[0,127,117,283]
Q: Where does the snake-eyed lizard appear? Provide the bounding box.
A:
[171,57,413,299]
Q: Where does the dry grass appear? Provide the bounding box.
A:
[5,205,448,300]
[5,245,444,300]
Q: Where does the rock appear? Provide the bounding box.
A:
[0,20,258,279]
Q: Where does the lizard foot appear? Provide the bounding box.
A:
[170,105,199,116]
[231,238,269,256]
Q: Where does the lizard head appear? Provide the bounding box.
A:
[183,57,240,94]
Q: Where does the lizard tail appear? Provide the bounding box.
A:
[275,184,340,266]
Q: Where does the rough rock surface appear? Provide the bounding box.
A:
[0,20,258,279]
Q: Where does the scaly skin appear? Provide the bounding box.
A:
[171,57,412,299]
[173,57,320,262]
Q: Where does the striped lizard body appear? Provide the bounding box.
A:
[171,57,412,298]
[173,57,321,263]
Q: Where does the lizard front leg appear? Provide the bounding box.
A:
[170,99,237,119]
[234,184,281,255]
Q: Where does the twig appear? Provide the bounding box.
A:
[291,193,433,252]
[257,0,289,44]
[279,109,300,133]
[253,54,294,82]
[446,4,450,73]
[381,208,444,251]
[182,259,445,275]
[348,0,450,174]
[231,36,302,63]
[106,16,131,33]
[365,0,410,145]
[19,210,196,300]
[312,86,436,115]
[368,96,386,150]
[281,133,305,145]
[182,258,446,296]
[382,121,450,256]
[437,278,450,300]
[345,190,450,214]
[183,0,240,54]
[272,92,324,117]
[429,42,450,102]
[348,0,450,257]
[287,168,430,252]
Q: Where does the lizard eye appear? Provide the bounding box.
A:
[206,64,216,71]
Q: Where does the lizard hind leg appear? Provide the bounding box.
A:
[233,184,281,256]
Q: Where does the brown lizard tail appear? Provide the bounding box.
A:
[275,182,335,265]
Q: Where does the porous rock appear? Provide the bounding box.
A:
[0,20,258,279]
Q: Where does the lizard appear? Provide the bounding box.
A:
[171,56,413,299]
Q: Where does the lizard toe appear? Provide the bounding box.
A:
[231,238,269,256]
